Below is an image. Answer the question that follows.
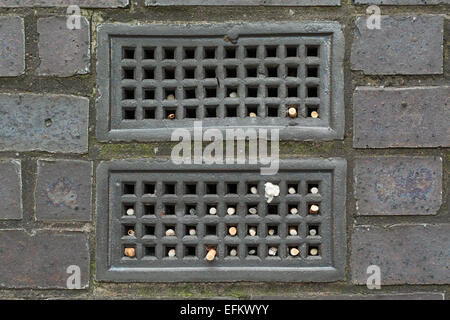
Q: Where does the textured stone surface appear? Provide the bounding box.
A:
[351,15,443,75]
[0,16,24,76]
[0,230,89,289]
[0,0,128,7]
[0,94,89,153]
[354,157,442,215]
[351,224,450,285]
[253,293,445,300]
[146,0,340,5]
[355,0,449,4]
[0,160,22,220]
[37,17,90,77]
[353,86,450,148]
[35,160,92,222]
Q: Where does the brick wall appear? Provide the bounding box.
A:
[0,0,448,299]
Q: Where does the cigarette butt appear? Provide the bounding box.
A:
[168,249,176,257]
[189,228,197,236]
[288,107,297,118]
[289,227,298,236]
[248,249,256,255]
[268,247,278,256]
[309,204,319,214]
[127,229,135,237]
[165,229,175,237]
[290,248,300,256]
[229,91,237,98]
[206,248,217,261]
[168,113,175,119]
[310,248,318,256]
[248,207,257,215]
[310,187,319,194]
[126,208,135,216]
[227,207,236,215]
[248,227,257,236]
[249,112,257,117]
[311,111,319,118]
[288,187,296,194]
[209,207,217,215]
[290,207,298,215]
[167,94,175,100]
[309,228,317,236]
[229,248,238,256]
[268,228,275,236]
[124,247,135,258]
[250,186,258,194]
[228,226,237,236]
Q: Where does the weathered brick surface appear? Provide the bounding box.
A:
[0,93,89,154]
[146,0,341,5]
[0,0,128,7]
[355,0,449,4]
[35,160,93,222]
[351,224,450,285]
[253,293,445,300]
[351,15,443,75]
[0,160,22,220]
[37,17,90,77]
[353,86,450,148]
[354,157,442,215]
[0,16,24,77]
[0,230,89,289]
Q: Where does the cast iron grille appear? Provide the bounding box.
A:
[96,159,346,282]
[96,23,344,141]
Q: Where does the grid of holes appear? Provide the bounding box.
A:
[117,40,323,121]
[117,177,325,263]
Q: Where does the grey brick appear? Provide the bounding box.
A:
[351,15,443,75]
[354,157,442,216]
[351,224,450,285]
[0,160,22,220]
[37,16,90,77]
[353,86,450,148]
[146,0,340,5]
[0,0,128,7]
[0,16,24,76]
[355,0,449,4]
[35,160,92,222]
[0,230,89,289]
[0,93,89,154]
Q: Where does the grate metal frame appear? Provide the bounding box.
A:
[96,159,346,282]
[96,22,344,142]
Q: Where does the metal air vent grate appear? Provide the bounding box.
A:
[96,22,344,141]
[96,159,346,282]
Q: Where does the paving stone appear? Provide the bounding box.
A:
[0,230,89,289]
[355,0,449,4]
[0,0,128,7]
[0,160,22,220]
[35,160,92,222]
[351,15,443,75]
[353,86,450,148]
[0,16,24,76]
[253,293,444,300]
[354,157,442,215]
[0,93,89,154]
[37,16,90,77]
[351,224,450,285]
[146,0,340,5]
